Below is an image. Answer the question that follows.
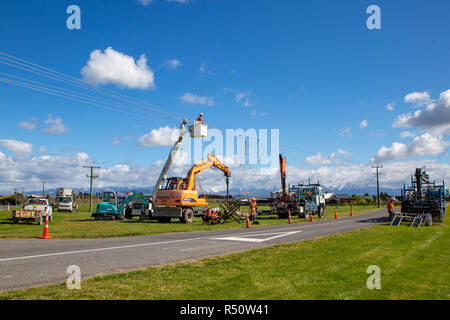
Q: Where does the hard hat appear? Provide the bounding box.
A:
[391,197,395,201]
[251,197,255,201]
[200,112,203,116]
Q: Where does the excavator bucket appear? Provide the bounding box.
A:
[189,122,207,138]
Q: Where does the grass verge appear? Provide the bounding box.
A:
[0,204,378,239]
[1,215,448,299]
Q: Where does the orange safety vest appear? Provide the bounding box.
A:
[387,200,394,211]
[250,201,257,214]
[197,116,203,123]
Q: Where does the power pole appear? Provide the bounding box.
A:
[42,181,45,197]
[372,165,383,208]
[83,166,100,213]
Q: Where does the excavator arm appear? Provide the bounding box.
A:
[183,154,231,191]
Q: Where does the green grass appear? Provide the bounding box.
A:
[0,204,378,239]
[1,214,448,300]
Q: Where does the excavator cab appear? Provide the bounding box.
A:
[164,177,184,190]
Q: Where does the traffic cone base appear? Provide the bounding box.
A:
[288,212,293,224]
[350,206,353,217]
[309,211,314,222]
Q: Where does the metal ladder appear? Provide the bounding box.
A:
[390,213,404,226]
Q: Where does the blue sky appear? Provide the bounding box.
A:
[0,0,449,193]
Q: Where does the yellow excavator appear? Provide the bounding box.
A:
[154,154,231,223]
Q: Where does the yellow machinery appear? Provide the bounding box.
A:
[154,154,231,223]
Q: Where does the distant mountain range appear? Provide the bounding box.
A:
[20,184,402,198]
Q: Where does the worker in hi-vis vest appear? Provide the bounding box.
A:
[249,197,257,223]
[196,112,203,123]
[387,197,395,220]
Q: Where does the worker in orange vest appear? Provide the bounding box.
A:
[387,197,395,221]
[211,208,220,225]
[249,197,257,223]
[204,208,212,224]
[196,112,203,123]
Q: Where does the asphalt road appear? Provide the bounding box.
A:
[0,209,387,292]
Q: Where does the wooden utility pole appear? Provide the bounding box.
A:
[42,181,45,197]
[83,166,100,213]
[372,165,383,208]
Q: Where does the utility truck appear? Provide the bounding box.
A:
[56,187,77,212]
[397,168,446,226]
[269,154,325,219]
[12,198,53,224]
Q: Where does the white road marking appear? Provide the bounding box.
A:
[0,216,361,262]
[212,231,303,243]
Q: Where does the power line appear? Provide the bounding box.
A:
[0,74,168,122]
[0,51,182,120]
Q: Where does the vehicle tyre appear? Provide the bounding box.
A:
[181,208,194,223]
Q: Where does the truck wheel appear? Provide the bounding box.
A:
[181,208,194,223]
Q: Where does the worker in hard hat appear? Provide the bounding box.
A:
[387,197,395,221]
[196,112,203,123]
[211,208,220,225]
[203,208,212,224]
[249,197,257,224]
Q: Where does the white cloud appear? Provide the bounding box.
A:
[43,115,68,135]
[138,126,179,147]
[39,146,48,154]
[393,89,450,135]
[0,149,449,195]
[399,131,416,139]
[0,139,33,159]
[404,91,431,106]
[18,121,36,131]
[304,149,352,166]
[181,93,214,106]
[138,0,155,6]
[250,110,269,117]
[81,47,155,90]
[112,137,121,145]
[339,128,352,138]
[386,102,395,111]
[223,87,255,107]
[360,120,368,128]
[199,62,215,76]
[162,58,182,71]
[371,133,448,163]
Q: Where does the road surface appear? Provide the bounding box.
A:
[0,209,387,292]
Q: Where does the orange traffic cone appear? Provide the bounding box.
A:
[334,207,338,219]
[288,211,293,224]
[40,212,52,239]
[309,210,314,222]
[246,215,251,228]
[350,205,353,217]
